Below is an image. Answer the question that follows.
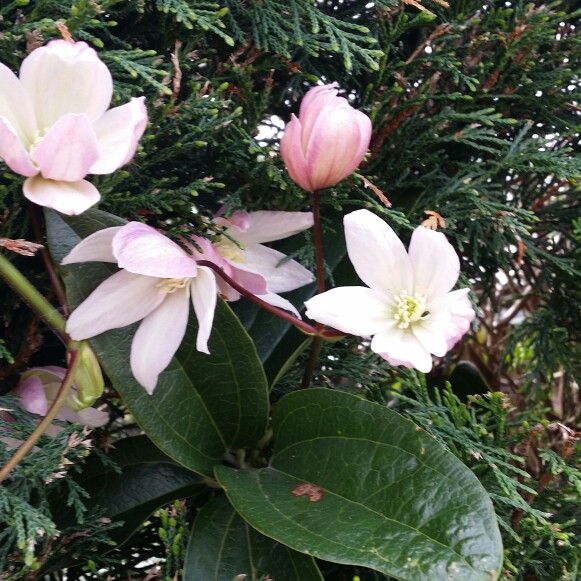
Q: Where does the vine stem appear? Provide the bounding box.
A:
[301,189,325,388]
[0,348,80,484]
[195,260,341,339]
[0,252,68,343]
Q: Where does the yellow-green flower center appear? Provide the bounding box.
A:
[215,237,245,263]
[393,291,430,329]
[156,277,190,294]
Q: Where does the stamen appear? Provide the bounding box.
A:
[215,237,245,263]
[156,277,190,294]
[393,292,430,329]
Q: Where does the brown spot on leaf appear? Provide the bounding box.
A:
[291,482,324,502]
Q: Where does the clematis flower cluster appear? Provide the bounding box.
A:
[0,40,147,215]
[63,211,313,393]
[305,209,475,372]
[280,83,372,192]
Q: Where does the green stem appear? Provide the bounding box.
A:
[0,252,68,343]
[0,348,80,484]
[301,335,323,388]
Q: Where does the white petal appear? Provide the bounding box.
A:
[190,267,217,354]
[371,327,433,373]
[223,211,314,244]
[237,244,313,293]
[409,226,460,300]
[23,176,100,215]
[113,222,198,278]
[344,209,412,295]
[61,227,122,265]
[430,288,475,350]
[90,97,148,174]
[305,287,389,336]
[130,288,190,394]
[0,117,38,176]
[0,62,37,144]
[20,40,113,128]
[258,292,301,318]
[412,318,450,358]
[66,270,164,340]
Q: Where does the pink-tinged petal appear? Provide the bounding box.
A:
[305,103,370,190]
[280,114,312,191]
[90,97,148,174]
[20,41,113,128]
[409,226,461,300]
[61,227,122,265]
[258,292,301,318]
[66,270,164,340]
[344,209,412,295]
[74,406,109,427]
[216,210,250,231]
[31,113,99,181]
[228,264,268,295]
[371,327,433,373]
[217,277,241,302]
[299,84,340,146]
[190,267,217,354]
[0,63,36,143]
[305,286,389,336]
[226,211,314,244]
[237,244,313,293]
[113,222,198,278]
[430,288,475,350]
[13,376,48,416]
[0,117,38,176]
[130,289,190,394]
[23,176,100,215]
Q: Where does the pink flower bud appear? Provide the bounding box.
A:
[280,83,372,192]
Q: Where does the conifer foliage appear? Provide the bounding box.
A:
[0,1,579,580]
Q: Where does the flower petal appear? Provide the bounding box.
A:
[61,227,122,265]
[371,327,433,373]
[258,291,301,318]
[227,263,268,295]
[409,226,460,299]
[429,288,475,350]
[90,97,148,174]
[31,113,99,181]
[113,223,198,278]
[20,40,113,128]
[0,117,38,176]
[0,63,36,144]
[190,266,217,354]
[130,288,190,394]
[23,176,100,215]
[236,244,313,293]
[344,209,412,295]
[13,376,48,416]
[299,84,339,147]
[221,211,314,244]
[280,114,312,191]
[74,406,109,427]
[66,270,164,340]
[305,286,389,336]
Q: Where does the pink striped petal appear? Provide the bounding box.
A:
[280,114,312,191]
[224,211,313,244]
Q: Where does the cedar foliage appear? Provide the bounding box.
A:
[0,0,579,579]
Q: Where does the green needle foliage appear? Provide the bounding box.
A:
[0,0,579,579]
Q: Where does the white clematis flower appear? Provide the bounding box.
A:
[304,209,475,372]
[63,222,217,394]
[0,40,147,215]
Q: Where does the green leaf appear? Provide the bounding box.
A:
[69,436,206,545]
[45,209,269,478]
[184,495,323,580]
[216,389,503,581]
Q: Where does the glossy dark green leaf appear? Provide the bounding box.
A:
[183,495,323,580]
[72,436,206,544]
[45,209,269,477]
[216,389,503,581]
